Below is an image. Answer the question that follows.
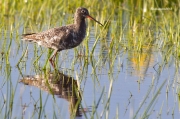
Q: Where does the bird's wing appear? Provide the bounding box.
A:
[22,25,74,49]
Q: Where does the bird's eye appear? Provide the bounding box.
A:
[81,10,86,13]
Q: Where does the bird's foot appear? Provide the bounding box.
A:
[49,58,55,69]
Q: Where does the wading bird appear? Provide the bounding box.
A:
[22,7,103,67]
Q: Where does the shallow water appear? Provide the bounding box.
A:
[0,8,180,118]
[0,25,180,119]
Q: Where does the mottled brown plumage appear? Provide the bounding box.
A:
[22,7,103,67]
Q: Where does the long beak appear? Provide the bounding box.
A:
[86,15,103,26]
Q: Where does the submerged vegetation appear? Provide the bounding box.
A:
[0,0,180,118]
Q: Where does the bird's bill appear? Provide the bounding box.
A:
[86,15,103,26]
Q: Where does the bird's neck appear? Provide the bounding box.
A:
[74,18,86,31]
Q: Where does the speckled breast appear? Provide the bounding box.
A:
[70,31,86,48]
[58,31,86,50]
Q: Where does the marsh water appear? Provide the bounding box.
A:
[1,29,179,119]
[0,7,180,119]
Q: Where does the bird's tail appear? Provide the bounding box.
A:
[22,33,36,36]
[21,33,36,42]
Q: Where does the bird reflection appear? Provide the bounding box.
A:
[19,70,82,117]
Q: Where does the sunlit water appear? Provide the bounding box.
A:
[0,24,180,119]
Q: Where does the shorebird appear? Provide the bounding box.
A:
[22,7,103,67]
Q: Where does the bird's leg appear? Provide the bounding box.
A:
[49,49,58,68]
